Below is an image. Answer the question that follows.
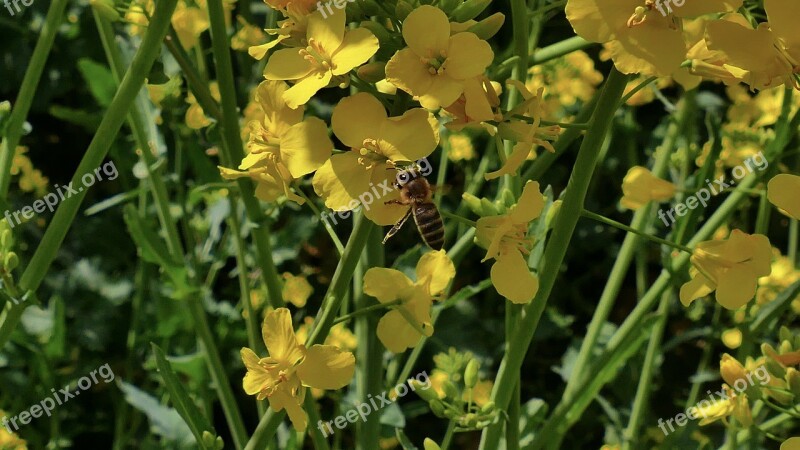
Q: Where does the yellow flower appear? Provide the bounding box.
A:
[185,82,220,130]
[231,17,267,51]
[363,250,455,353]
[527,50,603,118]
[719,353,747,387]
[264,8,379,108]
[566,0,741,76]
[768,174,800,220]
[680,229,772,310]
[11,146,48,197]
[442,75,501,130]
[721,328,742,349]
[282,273,313,307]
[704,1,800,90]
[476,181,544,304]
[620,166,676,210]
[447,134,475,161]
[147,76,182,108]
[385,5,494,110]
[488,82,559,180]
[312,92,439,225]
[690,385,750,427]
[218,81,332,204]
[241,308,355,431]
[0,411,26,449]
[171,1,210,50]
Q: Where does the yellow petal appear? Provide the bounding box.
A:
[476,216,513,261]
[565,0,631,43]
[376,294,433,353]
[282,273,313,308]
[768,174,800,220]
[674,0,742,18]
[280,117,333,178]
[765,0,800,52]
[679,271,715,307]
[402,5,450,57]
[415,249,455,295]
[716,265,758,310]
[332,93,387,148]
[262,308,305,364]
[418,74,464,110]
[361,164,407,226]
[255,80,304,131]
[264,48,313,80]
[312,152,372,211]
[268,388,307,431]
[331,28,380,76]
[386,48,435,99]
[491,250,538,304]
[241,347,272,396]
[249,35,287,60]
[444,33,493,80]
[296,344,355,389]
[308,6,344,51]
[283,71,333,109]
[509,180,545,224]
[781,437,800,450]
[614,22,687,76]
[706,20,786,75]
[463,76,495,123]
[379,108,439,162]
[363,268,413,303]
[620,166,676,210]
[485,141,531,181]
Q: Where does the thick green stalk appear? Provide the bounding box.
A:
[206,0,286,309]
[355,228,384,449]
[0,0,180,351]
[246,215,375,449]
[0,0,69,198]
[494,36,593,78]
[478,68,630,450]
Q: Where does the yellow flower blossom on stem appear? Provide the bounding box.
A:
[218,81,332,204]
[768,174,800,220]
[281,273,313,307]
[363,250,455,353]
[385,5,494,110]
[620,166,676,210]
[241,308,355,431]
[476,181,544,304]
[487,81,560,180]
[690,385,751,427]
[171,1,210,50]
[565,0,742,76]
[264,7,379,108]
[704,0,800,90]
[231,17,267,51]
[680,229,772,310]
[312,92,439,225]
[185,82,220,130]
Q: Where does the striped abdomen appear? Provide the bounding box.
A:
[413,203,444,250]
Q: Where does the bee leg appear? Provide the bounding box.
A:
[384,199,403,206]
[382,209,412,244]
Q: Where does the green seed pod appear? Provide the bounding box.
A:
[500,187,516,208]
[423,438,441,450]
[464,359,479,389]
[480,401,495,413]
[357,61,387,83]
[430,400,447,418]
[766,357,787,379]
[481,197,500,216]
[4,252,18,272]
[451,0,491,22]
[545,200,562,229]
[90,0,121,21]
[201,431,217,448]
[443,380,459,399]
[465,12,505,40]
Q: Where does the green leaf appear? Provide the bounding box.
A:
[151,343,217,450]
[48,105,102,131]
[750,280,800,335]
[77,58,117,107]
[123,204,189,290]
[119,381,196,447]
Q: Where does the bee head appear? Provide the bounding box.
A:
[394,167,422,188]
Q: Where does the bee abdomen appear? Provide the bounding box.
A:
[414,204,444,250]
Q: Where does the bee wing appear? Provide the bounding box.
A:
[382,208,413,244]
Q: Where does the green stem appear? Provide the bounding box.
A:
[0,0,69,199]
[206,0,285,309]
[617,76,657,108]
[0,0,180,351]
[494,36,594,78]
[333,300,400,326]
[478,68,631,450]
[580,209,694,254]
[164,26,223,121]
[440,419,457,450]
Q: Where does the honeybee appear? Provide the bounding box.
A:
[383,167,444,250]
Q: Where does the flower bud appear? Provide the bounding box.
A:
[430,400,447,418]
[545,200,562,229]
[464,359,479,389]
[466,13,505,40]
[423,438,441,450]
[720,354,747,387]
[443,380,459,399]
[1,229,12,248]
[356,62,386,83]
[395,0,414,20]
[780,326,792,344]
[462,193,484,216]
[451,0,491,22]
[787,368,800,397]
[412,381,441,402]
[481,197,500,215]
[781,339,793,355]
[480,401,495,413]
[90,0,121,21]
[766,357,787,379]
[3,252,18,272]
